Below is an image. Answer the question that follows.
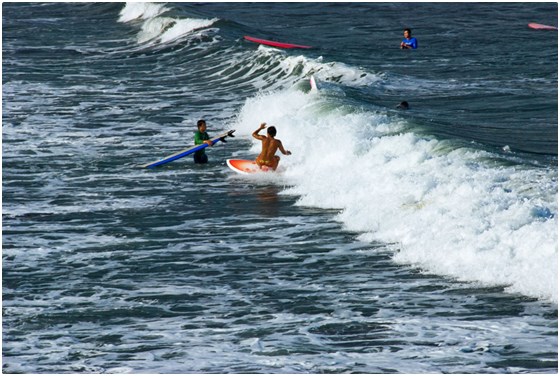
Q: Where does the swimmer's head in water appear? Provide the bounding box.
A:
[397,101,409,110]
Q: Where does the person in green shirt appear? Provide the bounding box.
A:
[193,119,213,164]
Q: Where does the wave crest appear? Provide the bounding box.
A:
[119,2,218,45]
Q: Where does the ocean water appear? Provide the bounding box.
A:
[2,2,558,373]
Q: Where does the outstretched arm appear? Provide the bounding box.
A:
[252,122,267,140]
[278,141,291,156]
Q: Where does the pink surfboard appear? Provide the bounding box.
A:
[310,75,318,93]
[244,35,312,49]
[528,23,558,30]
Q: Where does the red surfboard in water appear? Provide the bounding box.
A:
[528,23,558,30]
[244,35,312,49]
[226,159,285,174]
[227,159,268,174]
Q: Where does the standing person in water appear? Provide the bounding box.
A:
[193,119,213,164]
[252,122,291,171]
[400,28,418,49]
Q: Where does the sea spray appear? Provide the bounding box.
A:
[3,3,557,373]
[119,2,218,45]
[234,85,558,303]
[118,2,169,23]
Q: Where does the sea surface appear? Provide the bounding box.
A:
[2,2,558,373]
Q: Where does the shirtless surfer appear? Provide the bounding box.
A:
[252,122,291,171]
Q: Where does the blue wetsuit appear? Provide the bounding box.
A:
[402,37,418,49]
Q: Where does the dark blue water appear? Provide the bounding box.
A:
[3,2,557,373]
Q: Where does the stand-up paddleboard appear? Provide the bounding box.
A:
[141,130,235,168]
[310,75,318,93]
[226,159,274,174]
[244,35,312,49]
[528,23,558,30]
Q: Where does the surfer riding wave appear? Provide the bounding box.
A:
[252,122,291,171]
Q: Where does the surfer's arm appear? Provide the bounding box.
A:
[195,132,213,146]
[278,141,291,156]
[400,38,417,49]
[252,123,267,140]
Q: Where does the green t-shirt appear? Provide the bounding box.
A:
[194,131,210,156]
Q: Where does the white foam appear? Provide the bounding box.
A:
[233,87,558,303]
[137,16,219,44]
[159,18,218,44]
[119,3,218,45]
[251,48,381,88]
[118,2,169,23]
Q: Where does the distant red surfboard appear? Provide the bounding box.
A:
[244,35,312,49]
[528,23,558,30]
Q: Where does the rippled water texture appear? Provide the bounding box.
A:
[2,2,557,373]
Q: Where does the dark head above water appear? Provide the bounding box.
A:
[397,101,409,110]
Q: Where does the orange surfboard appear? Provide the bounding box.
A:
[226,159,272,174]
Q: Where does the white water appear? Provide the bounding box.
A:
[118,2,169,23]
[233,82,558,303]
[116,2,558,303]
[118,2,218,45]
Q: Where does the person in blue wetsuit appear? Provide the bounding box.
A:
[193,119,213,164]
[400,28,418,49]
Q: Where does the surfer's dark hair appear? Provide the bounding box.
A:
[404,28,412,35]
[397,101,409,110]
[197,119,206,128]
[267,126,277,137]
